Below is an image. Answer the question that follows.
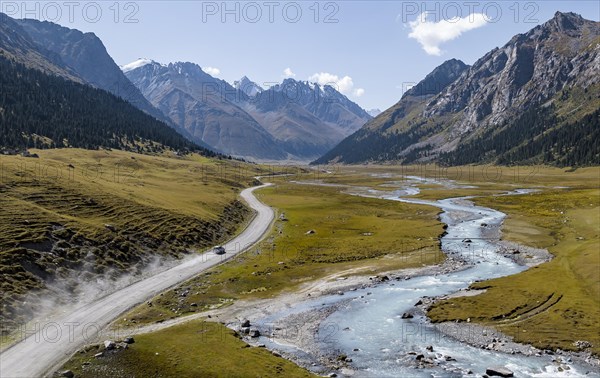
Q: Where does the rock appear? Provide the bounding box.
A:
[257,344,266,348]
[416,354,425,361]
[426,345,434,352]
[104,340,116,350]
[415,300,423,306]
[574,340,592,349]
[444,355,456,361]
[123,337,135,344]
[241,327,250,334]
[59,370,74,378]
[353,348,360,351]
[305,230,316,235]
[104,224,116,232]
[328,373,337,377]
[401,313,414,319]
[486,366,514,377]
[241,319,251,327]
[272,352,282,357]
[249,328,260,338]
[463,239,472,243]
[94,352,103,358]
[190,302,198,307]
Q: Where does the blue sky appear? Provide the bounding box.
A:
[6,1,599,110]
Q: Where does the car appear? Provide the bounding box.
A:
[214,246,226,255]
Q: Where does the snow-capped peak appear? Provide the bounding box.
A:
[120,58,156,73]
[234,76,263,97]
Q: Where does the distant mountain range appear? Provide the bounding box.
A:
[1,11,597,166]
[315,12,600,167]
[0,13,371,161]
[124,61,372,160]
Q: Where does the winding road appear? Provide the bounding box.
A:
[0,183,275,378]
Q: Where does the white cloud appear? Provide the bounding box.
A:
[283,67,296,78]
[308,72,364,97]
[408,12,488,56]
[204,67,221,76]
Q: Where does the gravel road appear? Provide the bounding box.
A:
[0,183,274,378]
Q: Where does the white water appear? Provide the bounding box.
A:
[255,182,599,377]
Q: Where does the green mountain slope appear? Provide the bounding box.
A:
[0,57,213,155]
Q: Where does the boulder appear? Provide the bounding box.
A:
[104,340,116,350]
[486,366,514,377]
[123,337,135,344]
[249,328,261,338]
[426,345,434,352]
[401,313,414,319]
[60,370,74,378]
[241,327,250,334]
[241,319,251,327]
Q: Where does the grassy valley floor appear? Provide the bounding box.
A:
[53,165,599,376]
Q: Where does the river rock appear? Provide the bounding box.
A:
[241,319,251,327]
[401,313,414,319]
[123,337,135,344]
[486,366,514,377]
[249,328,261,337]
[574,340,592,349]
[59,370,74,378]
[104,340,116,350]
[426,345,434,352]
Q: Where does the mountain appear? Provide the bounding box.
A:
[11,18,171,125]
[125,62,372,160]
[234,76,263,97]
[0,56,212,155]
[0,13,81,81]
[124,60,287,160]
[315,12,600,166]
[367,109,382,117]
[242,79,372,157]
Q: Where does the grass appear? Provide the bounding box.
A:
[61,320,314,378]
[0,148,271,335]
[116,180,445,326]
